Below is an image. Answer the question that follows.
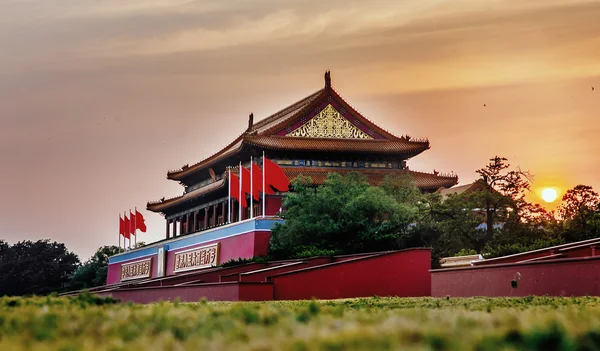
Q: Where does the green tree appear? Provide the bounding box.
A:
[559,185,600,241]
[431,191,488,254]
[69,246,119,289]
[476,156,533,240]
[69,243,144,290]
[380,172,423,206]
[0,240,80,296]
[428,157,536,256]
[404,192,446,267]
[269,173,419,259]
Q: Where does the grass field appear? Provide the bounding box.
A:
[2,294,600,350]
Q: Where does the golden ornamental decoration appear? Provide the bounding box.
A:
[286,104,373,139]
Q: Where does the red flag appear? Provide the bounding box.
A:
[251,162,263,200]
[241,166,251,205]
[123,215,131,239]
[135,210,147,232]
[119,216,126,237]
[264,157,290,192]
[229,171,246,207]
[129,211,136,236]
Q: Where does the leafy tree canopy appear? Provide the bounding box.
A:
[68,242,144,291]
[0,240,79,296]
[559,185,600,241]
[269,172,421,259]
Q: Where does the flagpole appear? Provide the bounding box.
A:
[239,162,242,222]
[227,167,231,223]
[250,156,254,219]
[134,207,137,248]
[262,151,266,218]
[125,211,129,251]
[118,215,121,253]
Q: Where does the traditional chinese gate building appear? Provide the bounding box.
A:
[148,71,458,240]
[100,72,457,299]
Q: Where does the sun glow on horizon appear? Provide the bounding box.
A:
[541,188,558,203]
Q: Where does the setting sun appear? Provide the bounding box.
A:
[541,188,558,203]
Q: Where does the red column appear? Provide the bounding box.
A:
[193,211,197,232]
[221,201,226,224]
[212,204,217,226]
[185,213,192,234]
[203,208,208,229]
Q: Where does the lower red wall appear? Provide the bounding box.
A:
[139,263,269,287]
[271,249,431,300]
[432,256,600,297]
[241,258,333,283]
[107,255,158,285]
[563,247,595,258]
[164,231,270,276]
[254,231,271,257]
[97,283,273,303]
[474,250,555,266]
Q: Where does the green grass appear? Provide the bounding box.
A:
[2,294,600,350]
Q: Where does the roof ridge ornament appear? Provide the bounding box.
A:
[247,112,254,131]
[324,70,331,88]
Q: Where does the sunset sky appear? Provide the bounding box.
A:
[1,0,599,259]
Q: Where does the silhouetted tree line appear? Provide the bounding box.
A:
[0,240,144,296]
[0,240,79,296]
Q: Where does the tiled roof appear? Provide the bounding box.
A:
[245,136,429,156]
[283,168,458,190]
[166,136,244,181]
[149,167,458,213]
[249,89,325,134]
[166,89,323,181]
[436,183,476,198]
[436,179,493,199]
[166,74,429,181]
[258,86,403,140]
[147,179,225,212]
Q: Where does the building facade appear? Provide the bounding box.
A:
[147,71,458,240]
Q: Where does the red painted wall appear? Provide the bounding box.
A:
[138,263,270,287]
[107,255,158,285]
[333,253,379,263]
[253,231,271,257]
[239,283,275,301]
[432,256,600,297]
[97,282,273,303]
[241,258,333,282]
[270,249,431,300]
[108,230,272,285]
[473,238,600,266]
[265,196,283,216]
[561,246,596,258]
[474,250,555,266]
[164,231,269,276]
